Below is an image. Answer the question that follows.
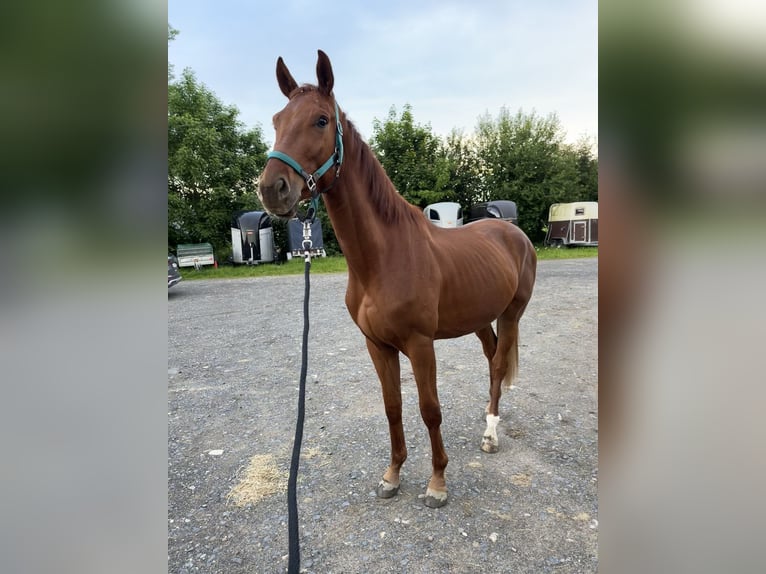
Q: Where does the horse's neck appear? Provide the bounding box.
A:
[322,122,421,279]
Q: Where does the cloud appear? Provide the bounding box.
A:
[169,0,597,143]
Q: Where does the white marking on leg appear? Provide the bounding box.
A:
[484,414,500,443]
[481,414,500,452]
[378,479,399,493]
[425,488,448,501]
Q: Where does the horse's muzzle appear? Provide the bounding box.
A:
[258,175,300,219]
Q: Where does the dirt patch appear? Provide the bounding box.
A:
[227,454,287,507]
[510,473,533,488]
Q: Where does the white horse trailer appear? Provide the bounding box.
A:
[544,202,598,247]
[423,202,463,228]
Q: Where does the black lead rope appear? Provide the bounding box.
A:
[287,209,316,574]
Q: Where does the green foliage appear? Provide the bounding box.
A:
[367,104,597,244]
[369,104,451,208]
[442,130,484,210]
[168,25,179,81]
[168,68,268,256]
[475,108,597,242]
[315,209,341,255]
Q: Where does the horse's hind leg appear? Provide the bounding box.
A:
[476,323,506,452]
[366,339,407,499]
[475,325,498,415]
[481,242,536,453]
[481,308,524,453]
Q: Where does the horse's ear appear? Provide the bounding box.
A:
[316,50,334,96]
[276,57,298,98]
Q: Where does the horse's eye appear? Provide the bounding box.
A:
[316,116,329,128]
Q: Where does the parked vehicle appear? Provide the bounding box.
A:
[423,202,463,228]
[286,217,326,260]
[544,201,598,247]
[465,200,518,225]
[231,211,276,264]
[176,243,215,269]
[168,255,182,288]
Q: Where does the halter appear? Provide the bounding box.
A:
[267,101,344,204]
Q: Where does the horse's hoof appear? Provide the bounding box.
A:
[423,488,448,508]
[481,438,499,453]
[376,479,400,499]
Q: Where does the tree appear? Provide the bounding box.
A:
[442,130,484,209]
[474,108,595,242]
[369,104,450,208]
[168,24,178,81]
[168,68,268,258]
[569,136,599,202]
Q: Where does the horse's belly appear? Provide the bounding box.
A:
[434,305,505,339]
[433,271,516,339]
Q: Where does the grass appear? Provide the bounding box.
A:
[180,246,596,280]
[535,245,598,260]
[179,255,348,280]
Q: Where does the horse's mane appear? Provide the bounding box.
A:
[339,111,423,226]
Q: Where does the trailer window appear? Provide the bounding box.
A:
[575,207,585,215]
[427,209,440,221]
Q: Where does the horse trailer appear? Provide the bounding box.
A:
[286,217,326,260]
[424,202,463,228]
[465,200,518,226]
[544,201,598,247]
[231,211,276,264]
[177,243,215,269]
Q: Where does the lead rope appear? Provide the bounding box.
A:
[287,211,315,574]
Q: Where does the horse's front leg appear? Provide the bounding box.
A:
[365,339,406,499]
[406,336,449,508]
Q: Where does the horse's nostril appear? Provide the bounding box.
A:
[274,177,287,195]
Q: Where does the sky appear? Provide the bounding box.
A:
[168,0,597,147]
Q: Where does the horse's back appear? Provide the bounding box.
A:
[432,219,535,277]
[427,220,536,338]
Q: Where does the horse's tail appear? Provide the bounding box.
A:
[501,234,536,389]
[502,321,519,389]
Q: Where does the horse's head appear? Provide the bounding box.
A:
[258,50,342,219]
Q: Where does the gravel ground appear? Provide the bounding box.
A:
[168,257,598,573]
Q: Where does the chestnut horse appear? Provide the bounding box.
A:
[258,51,536,508]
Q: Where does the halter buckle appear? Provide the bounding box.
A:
[305,174,317,193]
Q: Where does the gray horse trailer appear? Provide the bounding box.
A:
[231,211,275,264]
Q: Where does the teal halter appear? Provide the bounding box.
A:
[267,101,344,202]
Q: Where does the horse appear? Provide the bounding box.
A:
[258,50,537,508]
